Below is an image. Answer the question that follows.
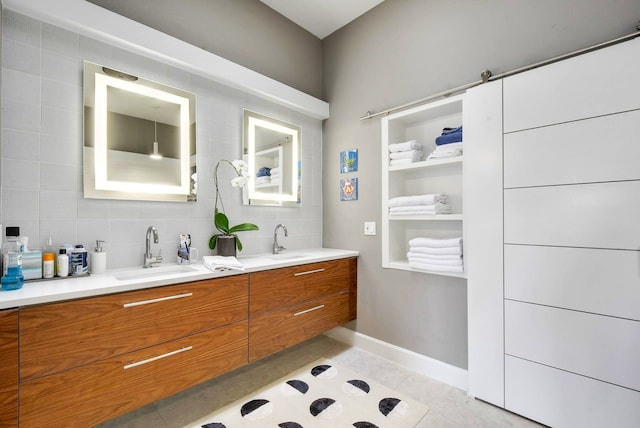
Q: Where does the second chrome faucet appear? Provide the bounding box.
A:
[144,226,163,268]
[273,224,288,254]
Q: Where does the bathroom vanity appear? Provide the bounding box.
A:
[0,249,357,427]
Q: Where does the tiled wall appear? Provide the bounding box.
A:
[0,10,323,269]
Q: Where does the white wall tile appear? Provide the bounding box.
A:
[1,12,322,267]
[1,129,40,161]
[2,38,40,75]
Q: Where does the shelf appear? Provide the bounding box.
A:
[389,156,463,172]
[388,214,463,221]
[384,261,467,278]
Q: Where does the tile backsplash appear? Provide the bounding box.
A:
[0,10,322,269]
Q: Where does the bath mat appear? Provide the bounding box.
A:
[188,358,429,428]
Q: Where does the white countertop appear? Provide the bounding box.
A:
[0,248,359,309]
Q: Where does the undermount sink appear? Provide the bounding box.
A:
[266,253,309,260]
[113,265,198,281]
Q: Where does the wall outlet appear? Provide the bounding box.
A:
[364,221,376,235]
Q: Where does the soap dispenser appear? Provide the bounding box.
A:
[90,240,107,274]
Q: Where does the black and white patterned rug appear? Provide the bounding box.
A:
[189,358,429,428]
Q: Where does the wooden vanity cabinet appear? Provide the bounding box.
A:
[19,275,249,427]
[0,309,18,428]
[14,256,357,426]
[249,257,357,361]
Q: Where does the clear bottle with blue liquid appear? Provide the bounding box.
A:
[1,252,24,291]
[1,226,24,291]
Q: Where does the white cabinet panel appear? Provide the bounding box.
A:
[505,300,640,391]
[505,245,640,321]
[503,38,640,132]
[506,356,640,428]
[504,109,640,188]
[504,180,640,250]
[463,81,504,406]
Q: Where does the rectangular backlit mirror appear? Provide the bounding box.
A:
[243,109,301,206]
[83,61,197,202]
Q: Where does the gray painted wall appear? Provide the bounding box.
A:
[86,0,323,99]
[322,0,640,368]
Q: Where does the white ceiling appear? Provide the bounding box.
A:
[259,0,384,39]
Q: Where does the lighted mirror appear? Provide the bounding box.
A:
[242,109,301,206]
[83,61,197,202]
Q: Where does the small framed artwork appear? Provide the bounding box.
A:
[340,177,358,201]
[340,149,358,173]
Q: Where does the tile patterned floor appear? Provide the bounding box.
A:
[97,335,543,428]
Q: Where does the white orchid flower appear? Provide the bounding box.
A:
[231,159,247,172]
[231,176,247,187]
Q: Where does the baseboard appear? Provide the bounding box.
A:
[324,326,468,392]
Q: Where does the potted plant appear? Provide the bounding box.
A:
[209,159,259,256]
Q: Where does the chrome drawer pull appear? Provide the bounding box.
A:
[123,292,193,308]
[294,268,325,276]
[294,304,325,317]
[123,346,193,369]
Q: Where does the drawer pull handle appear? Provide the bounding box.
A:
[294,304,325,317]
[123,346,193,369]
[294,268,325,276]
[123,292,193,308]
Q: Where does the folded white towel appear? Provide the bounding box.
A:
[407,255,463,266]
[409,246,462,256]
[409,237,463,248]
[433,142,463,152]
[427,148,462,160]
[389,203,450,213]
[389,149,423,161]
[388,194,447,207]
[406,252,462,261]
[389,205,451,216]
[270,167,281,175]
[408,260,464,273]
[255,176,271,185]
[389,140,422,153]
[269,172,281,179]
[203,255,245,272]
[389,158,416,166]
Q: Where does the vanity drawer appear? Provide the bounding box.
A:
[20,275,249,380]
[249,291,350,361]
[250,258,355,317]
[20,321,248,428]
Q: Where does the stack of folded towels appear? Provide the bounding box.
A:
[389,139,424,166]
[255,166,271,186]
[203,255,245,272]
[388,194,451,216]
[427,126,463,160]
[407,237,463,273]
[270,167,281,184]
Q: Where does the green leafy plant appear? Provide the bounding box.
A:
[208,159,259,252]
[209,211,259,251]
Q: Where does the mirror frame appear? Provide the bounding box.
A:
[83,61,197,202]
[242,109,301,206]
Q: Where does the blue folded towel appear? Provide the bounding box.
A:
[256,167,271,177]
[435,131,462,145]
[441,126,462,135]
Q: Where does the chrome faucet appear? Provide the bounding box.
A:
[143,226,163,268]
[273,224,288,254]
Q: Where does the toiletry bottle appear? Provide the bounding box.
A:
[57,250,69,277]
[43,235,57,276]
[71,245,88,276]
[2,227,22,276]
[43,253,55,279]
[90,240,107,274]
